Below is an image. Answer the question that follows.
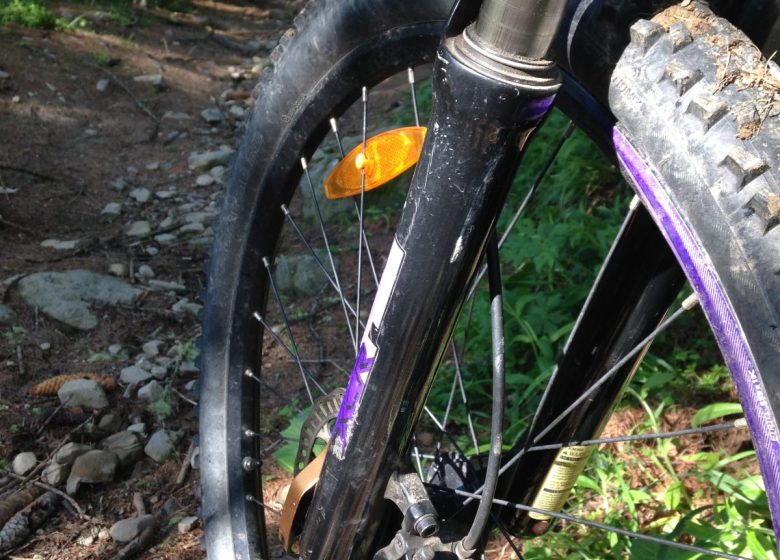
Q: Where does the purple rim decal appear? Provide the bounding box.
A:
[613,127,780,536]
[332,343,374,458]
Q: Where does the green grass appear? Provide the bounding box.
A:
[0,0,59,28]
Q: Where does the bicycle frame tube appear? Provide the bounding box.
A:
[300,1,567,557]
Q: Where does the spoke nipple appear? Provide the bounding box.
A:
[280,204,290,215]
[243,427,258,438]
[630,195,642,211]
[407,67,415,84]
[244,368,257,380]
[362,86,367,102]
[262,256,271,268]
[329,117,338,132]
[243,456,262,471]
[253,311,263,323]
[682,293,699,311]
[300,157,308,170]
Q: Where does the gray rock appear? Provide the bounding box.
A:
[180,361,199,373]
[163,111,191,120]
[42,461,70,486]
[150,365,168,380]
[126,221,151,237]
[195,174,214,187]
[128,188,151,203]
[144,430,178,463]
[146,246,159,256]
[67,450,119,494]
[41,239,78,250]
[108,343,123,355]
[109,514,156,543]
[101,202,122,216]
[274,253,331,298]
[12,452,37,475]
[210,165,226,179]
[153,233,177,245]
[127,423,147,436]
[98,413,123,432]
[177,516,199,534]
[184,211,216,226]
[200,108,224,124]
[136,265,154,279]
[120,365,153,385]
[171,298,202,316]
[145,161,159,171]
[188,148,234,170]
[101,431,143,467]
[54,443,92,465]
[0,70,11,80]
[155,189,177,200]
[108,263,127,277]
[58,379,109,409]
[0,304,16,324]
[178,222,204,235]
[109,177,128,192]
[142,340,163,358]
[16,270,141,330]
[39,341,51,352]
[138,380,163,402]
[229,104,245,118]
[147,279,185,292]
[96,78,110,92]
[132,74,166,91]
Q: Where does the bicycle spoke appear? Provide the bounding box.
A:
[408,67,420,127]
[450,489,751,560]
[301,160,360,352]
[526,418,748,453]
[355,86,368,350]
[243,366,300,408]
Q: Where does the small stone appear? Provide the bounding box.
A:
[150,365,168,380]
[41,239,78,250]
[54,443,92,465]
[67,450,119,494]
[108,263,127,277]
[145,161,160,171]
[127,423,147,436]
[155,189,177,200]
[147,279,186,293]
[96,78,110,92]
[120,365,153,384]
[200,108,223,124]
[154,233,177,245]
[126,221,151,237]
[0,304,17,324]
[58,379,109,409]
[12,95,20,103]
[77,534,95,547]
[229,104,245,117]
[108,343,123,355]
[109,514,156,543]
[12,452,37,475]
[177,516,199,534]
[39,342,51,352]
[85,128,98,137]
[127,165,138,176]
[209,165,226,179]
[146,246,159,256]
[162,111,191,120]
[42,461,69,486]
[178,222,205,235]
[144,429,178,463]
[101,431,143,467]
[184,379,198,392]
[171,298,202,316]
[156,356,173,367]
[101,202,122,216]
[128,188,151,203]
[0,70,10,80]
[109,177,128,192]
[132,74,167,91]
[142,339,163,358]
[138,379,164,402]
[137,265,155,279]
[188,148,234,170]
[98,413,123,432]
[195,174,215,187]
[184,211,216,226]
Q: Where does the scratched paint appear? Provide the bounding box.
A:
[331,240,406,459]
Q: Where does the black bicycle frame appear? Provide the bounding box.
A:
[299,0,684,557]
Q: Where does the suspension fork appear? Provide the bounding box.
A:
[299,1,568,558]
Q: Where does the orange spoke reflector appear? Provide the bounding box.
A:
[324,126,427,200]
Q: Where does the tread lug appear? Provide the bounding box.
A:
[630,20,664,53]
[721,146,770,190]
[686,94,728,130]
[746,188,780,234]
[669,23,692,52]
[663,62,703,95]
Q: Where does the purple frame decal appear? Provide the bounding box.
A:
[332,343,374,459]
[614,127,780,534]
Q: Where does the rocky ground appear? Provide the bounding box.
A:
[0,1,303,557]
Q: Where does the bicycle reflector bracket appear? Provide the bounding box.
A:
[324,126,426,199]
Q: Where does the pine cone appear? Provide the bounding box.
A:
[29,373,117,396]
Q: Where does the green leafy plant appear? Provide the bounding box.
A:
[0,0,58,29]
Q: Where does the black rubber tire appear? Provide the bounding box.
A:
[199,1,454,558]
[200,0,780,558]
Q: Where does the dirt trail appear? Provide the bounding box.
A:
[0,1,301,557]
